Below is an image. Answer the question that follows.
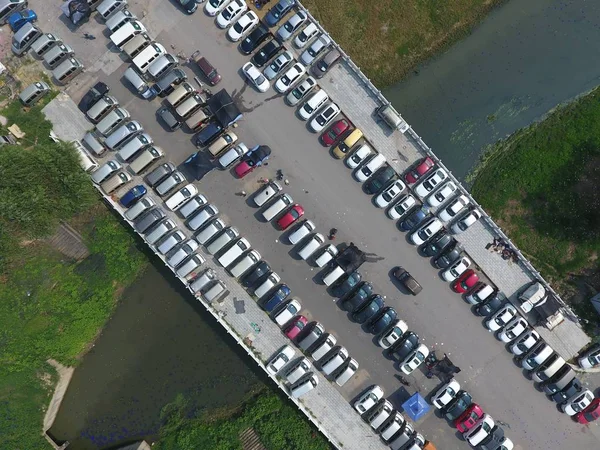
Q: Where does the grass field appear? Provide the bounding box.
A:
[302,0,506,87]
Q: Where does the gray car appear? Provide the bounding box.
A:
[299,35,331,65]
[146,162,176,187]
[134,208,166,233]
[155,171,186,196]
[157,106,182,131]
[312,48,341,79]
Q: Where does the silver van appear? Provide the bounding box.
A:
[122,33,151,59]
[124,197,155,221]
[0,0,27,25]
[228,250,260,278]
[290,373,318,398]
[43,43,74,69]
[218,143,249,169]
[128,146,163,175]
[320,346,348,376]
[97,0,127,21]
[91,160,121,184]
[12,23,43,56]
[217,238,250,268]
[157,230,186,254]
[367,400,393,430]
[145,219,176,245]
[253,181,282,207]
[176,254,206,279]
[96,107,130,136]
[379,412,406,442]
[202,280,228,303]
[178,195,208,219]
[334,358,358,387]
[195,218,226,245]
[175,93,206,119]
[166,82,196,108]
[147,54,177,80]
[156,171,186,196]
[189,268,216,294]
[106,9,136,33]
[188,204,219,231]
[206,227,238,254]
[52,57,84,84]
[521,342,553,371]
[389,422,414,450]
[105,120,143,150]
[72,140,98,172]
[297,233,325,260]
[284,358,311,384]
[31,33,61,58]
[254,273,281,299]
[322,264,345,287]
[86,95,119,123]
[135,208,166,233]
[110,20,146,48]
[167,239,199,268]
[101,171,131,194]
[82,130,107,157]
[117,133,152,162]
[146,162,176,187]
[132,43,166,73]
[262,194,293,221]
[298,322,325,351]
[532,354,565,383]
[124,66,156,99]
[19,81,50,106]
[311,335,337,362]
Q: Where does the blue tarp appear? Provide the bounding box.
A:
[401,392,430,422]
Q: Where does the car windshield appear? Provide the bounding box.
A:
[234,22,244,32]
[210,0,223,6]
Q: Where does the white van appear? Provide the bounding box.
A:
[178,195,208,219]
[202,280,228,303]
[188,205,219,231]
[166,82,196,108]
[97,0,127,20]
[228,250,260,278]
[521,342,553,371]
[314,245,338,268]
[284,358,311,384]
[320,346,348,375]
[290,373,318,398]
[72,140,98,172]
[322,264,345,286]
[297,233,325,260]
[196,218,226,245]
[96,107,130,136]
[101,171,131,194]
[110,20,146,49]
[106,8,136,33]
[262,194,293,221]
[288,220,315,245]
[367,400,393,430]
[145,219,176,245]
[465,284,495,305]
[132,43,166,73]
[128,146,164,175]
[354,153,386,182]
[189,268,216,294]
[380,413,406,442]
[217,238,250,268]
[298,89,328,120]
[253,181,282,207]
[124,197,155,221]
[87,95,119,123]
[311,335,337,362]
[207,227,239,255]
[334,358,358,386]
[532,354,565,383]
[176,254,206,279]
[117,133,153,162]
[254,273,281,299]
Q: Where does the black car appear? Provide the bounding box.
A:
[194,122,224,148]
[551,378,582,403]
[478,425,505,450]
[240,23,271,55]
[399,207,430,232]
[443,390,473,420]
[251,39,282,67]
[178,0,199,14]
[363,165,398,195]
[369,307,397,334]
[473,294,504,316]
[331,271,362,298]
[342,282,373,312]
[352,295,384,324]
[392,266,422,295]
[421,231,454,257]
[434,242,462,269]
[157,106,182,131]
[79,81,109,112]
[242,261,270,288]
[153,68,187,97]
[391,331,418,361]
[240,145,272,166]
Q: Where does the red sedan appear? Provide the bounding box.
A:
[277,204,304,230]
[455,403,483,432]
[321,119,351,146]
[576,397,600,424]
[405,157,434,184]
[452,270,479,293]
[285,315,308,340]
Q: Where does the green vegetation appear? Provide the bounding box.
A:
[303,0,506,87]
[156,390,332,450]
[0,99,147,448]
[471,88,600,326]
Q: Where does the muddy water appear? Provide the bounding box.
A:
[384,0,600,180]
[48,264,264,449]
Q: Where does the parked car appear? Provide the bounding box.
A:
[510,329,540,356]
[157,106,182,131]
[284,315,308,340]
[399,206,430,231]
[275,62,306,93]
[443,390,473,421]
[378,319,408,349]
[8,8,36,32]
[264,0,296,27]
[364,166,398,196]
[410,217,443,245]
[414,169,448,198]
[312,48,341,78]
[562,389,595,416]
[266,345,295,374]
[321,119,351,147]
[451,209,482,233]
[432,379,461,409]
[242,61,270,92]
[165,184,198,211]
[216,0,247,29]
[464,414,494,446]
[486,304,517,332]
[300,34,330,65]
[234,145,272,178]
[119,184,147,207]
[251,39,282,67]
[242,261,271,289]
[274,299,301,326]
[261,284,291,312]
[498,317,528,342]
[345,144,372,169]
[204,0,231,17]
[227,11,259,42]
[405,157,434,184]
[575,397,600,424]
[474,294,505,317]
[434,242,463,269]
[579,344,600,369]
[393,266,422,295]
[285,76,317,106]
[293,22,318,48]
[451,269,479,293]
[239,22,270,54]
[387,194,417,220]
[426,181,457,207]
[331,271,362,298]
[369,307,397,334]
[79,82,109,113]
[342,282,373,312]
[441,256,471,282]
[277,204,304,230]
[263,50,293,80]
[438,194,470,222]
[288,220,315,245]
[391,331,418,361]
[455,403,484,432]
[400,343,429,374]
[253,180,283,207]
[353,385,384,414]
[352,295,384,324]
[422,231,454,257]
[276,11,307,40]
[375,180,405,208]
[309,103,341,133]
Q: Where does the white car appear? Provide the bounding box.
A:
[216,0,247,29]
[451,209,482,234]
[309,103,340,132]
[165,184,198,211]
[510,329,540,355]
[273,299,301,326]
[431,378,460,409]
[579,345,600,369]
[253,180,282,207]
[285,76,317,106]
[288,220,315,245]
[441,256,471,282]
[345,144,372,169]
[411,218,443,245]
[438,194,470,222]
[294,22,318,48]
[266,345,295,375]
[275,63,306,93]
[498,317,528,342]
[562,389,595,416]
[426,181,457,207]
[353,385,384,414]
[387,195,417,220]
[242,61,270,92]
[378,319,408,349]
[375,180,406,208]
[486,304,517,332]
[263,51,293,80]
[464,414,494,446]
[227,11,259,41]
[300,35,331,65]
[276,11,307,41]
[205,0,231,16]
[314,244,338,268]
[400,344,429,374]
[414,169,448,198]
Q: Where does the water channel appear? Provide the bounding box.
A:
[384,0,600,180]
[48,262,265,449]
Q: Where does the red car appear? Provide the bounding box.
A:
[321,119,351,146]
[277,204,304,230]
[285,315,308,340]
[452,270,479,293]
[576,397,600,424]
[405,157,434,184]
[455,403,483,432]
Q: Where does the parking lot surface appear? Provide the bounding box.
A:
[34,0,600,449]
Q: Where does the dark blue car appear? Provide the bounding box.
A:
[120,185,147,208]
[261,284,291,312]
[369,307,397,334]
[399,206,430,231]
[9,9,37,32]
[352,295,384,324]
[264,0,296,27]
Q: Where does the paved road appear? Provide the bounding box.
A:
[33,0,600,448]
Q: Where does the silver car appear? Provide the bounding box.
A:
[155,171,186,196]
[263,51,293,80]
[300,35,331,65]
[276,11,307,41]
